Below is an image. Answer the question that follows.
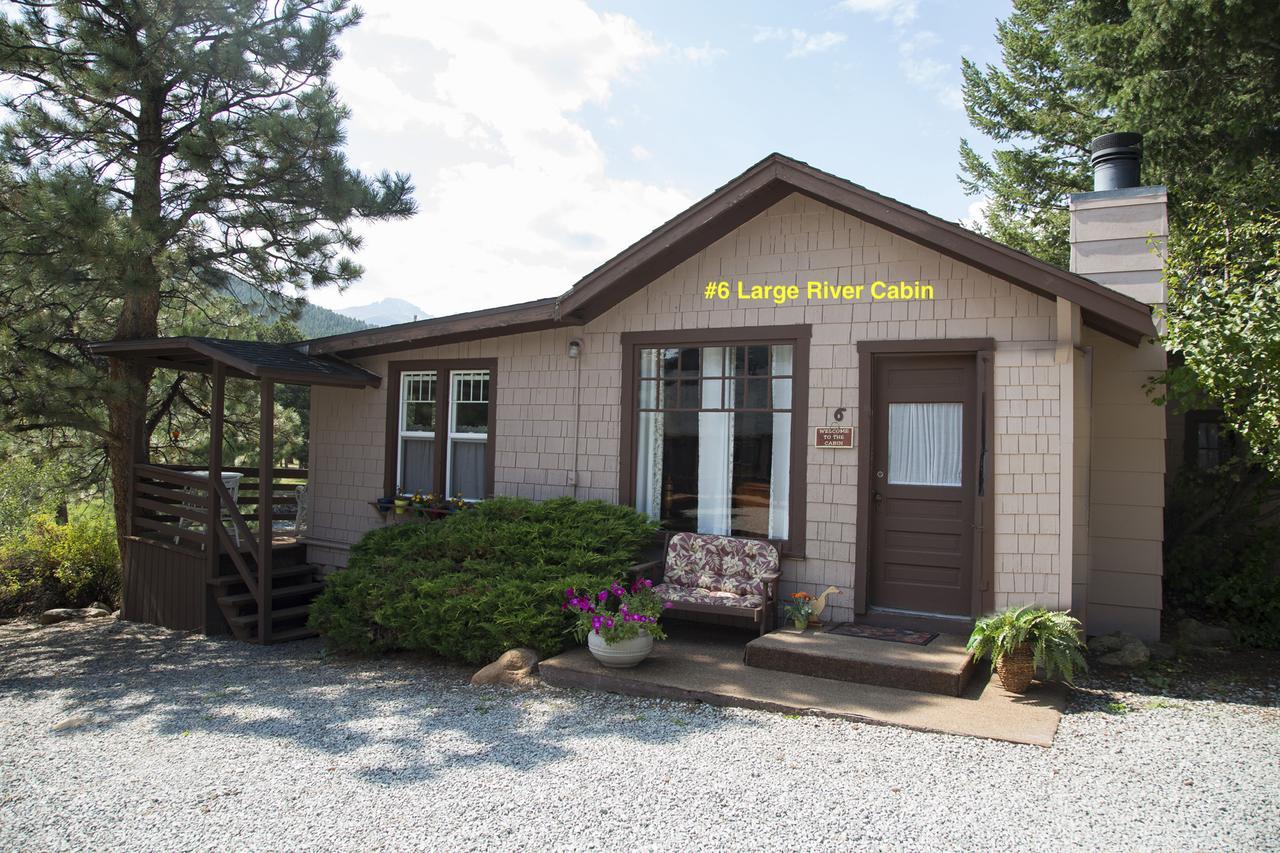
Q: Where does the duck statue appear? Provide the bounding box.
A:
[808,586,841,626]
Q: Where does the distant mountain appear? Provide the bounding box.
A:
[219,275,370,339]
[339,298,430,327]
[297,303,370,338]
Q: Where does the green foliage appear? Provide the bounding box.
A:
[1164,462,1280,648]
[960,0,1280,263]
[1157,207,1280,475]
[0,455,71,543]
[967,605,1088,685]
[0,0,414,532]
[309,498,659,664]
[0,501,119,614]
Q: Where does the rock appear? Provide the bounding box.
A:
[1090,632,1139,655]
[89,601,113,613]
[39,607,110,625]
[1178,618,1234,649]
[52,713,94,731]
[471,648,540,688]
[1148,641,1177,661]
[1096,635,1150,668]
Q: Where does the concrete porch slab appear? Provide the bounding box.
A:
[539,630,1065,746]
[744,628,976,696]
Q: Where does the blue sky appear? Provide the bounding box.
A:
[315,0,1013,316]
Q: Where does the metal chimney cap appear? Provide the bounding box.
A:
[1090,132,1142,156]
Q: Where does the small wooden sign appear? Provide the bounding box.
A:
[815,426,854,448]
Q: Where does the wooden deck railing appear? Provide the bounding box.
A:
[127,463,309,624]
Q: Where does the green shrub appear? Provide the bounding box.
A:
[0,501,120,614]
[309,497,658,663]
[1164,464,1280,648]
[0,456,72,544]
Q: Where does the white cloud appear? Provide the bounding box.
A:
[962,197,991,231]
[318,1,694,316]
[839,0,919,25]
[897,30,963,110]
[630,144,652,161]
[753,27,847,59]
[682,42,727,64]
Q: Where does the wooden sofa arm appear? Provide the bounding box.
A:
[626,560,663,582]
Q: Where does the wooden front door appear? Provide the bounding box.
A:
[868,354,976,617]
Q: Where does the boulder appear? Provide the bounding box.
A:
[1177,618,1234,649]
[52,713,94,732]
[1090,632,1139,655]
[1148,641,1177,661]
[1095,634,1150,668]
[471,648,540,688]
[470,648,539,687]
[39,607,111,626]
[89,601,113,614]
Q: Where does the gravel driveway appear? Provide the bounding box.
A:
[1,618,1276,851]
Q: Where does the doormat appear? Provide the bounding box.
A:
[826,622,938,646]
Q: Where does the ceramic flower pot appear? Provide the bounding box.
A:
[586,631,653,668]
[393,499,409,515]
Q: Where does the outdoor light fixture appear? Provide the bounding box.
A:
[567,339,583,359]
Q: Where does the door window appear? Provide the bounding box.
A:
[887,402,962,487]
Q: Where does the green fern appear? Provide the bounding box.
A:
[966,606,1088,685]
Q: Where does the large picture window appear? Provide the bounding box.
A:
[623,329,809,553]
[388,361,495,502]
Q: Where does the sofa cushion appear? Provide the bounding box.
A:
[653,583,764,611]
[663,532,779,597]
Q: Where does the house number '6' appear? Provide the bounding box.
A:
[833,407,847,422]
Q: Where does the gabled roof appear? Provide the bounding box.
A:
[88,337,381,387]
[305,153,1156,358]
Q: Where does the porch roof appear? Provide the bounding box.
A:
[88,336,381,388]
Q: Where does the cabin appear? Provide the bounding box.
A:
[94,145,1170,643]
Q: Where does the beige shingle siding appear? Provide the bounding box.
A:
[306,192,1068,623]
[1083,328,1166,640]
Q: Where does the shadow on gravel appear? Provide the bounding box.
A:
[0,619,763,786]
[1059,648,1280,716]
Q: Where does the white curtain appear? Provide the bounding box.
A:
[888,402,962,486]
[697,347,732,535]
[636,412,661,519]
[635,350,662,519]
[769,345,793,538]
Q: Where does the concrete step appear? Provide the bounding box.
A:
[743,627,976,697]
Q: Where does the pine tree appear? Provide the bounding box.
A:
[960,0,1280,263]
[0,1,415,545]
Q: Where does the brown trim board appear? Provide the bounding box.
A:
[302,154,1154,360]
[854,338,996,619]
[618,325,811,557]
[384,358,498,500]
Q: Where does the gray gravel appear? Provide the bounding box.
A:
[1,619,1276,851]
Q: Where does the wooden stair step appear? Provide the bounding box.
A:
[264,626,318,644]
[229,603,313,628]
[208,563,315,587]
[217,581,324,608]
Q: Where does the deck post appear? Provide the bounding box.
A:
[206,362,225,634]
[258,379,274,644]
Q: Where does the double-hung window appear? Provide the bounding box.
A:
[391,361,494,502]
[624,329,808,554]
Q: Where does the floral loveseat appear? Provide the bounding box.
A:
[635,532,781,636]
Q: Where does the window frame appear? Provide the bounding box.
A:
[385,359,497,500]
[619,326,811,557]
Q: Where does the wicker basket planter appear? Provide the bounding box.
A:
[995,643,1036,693]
